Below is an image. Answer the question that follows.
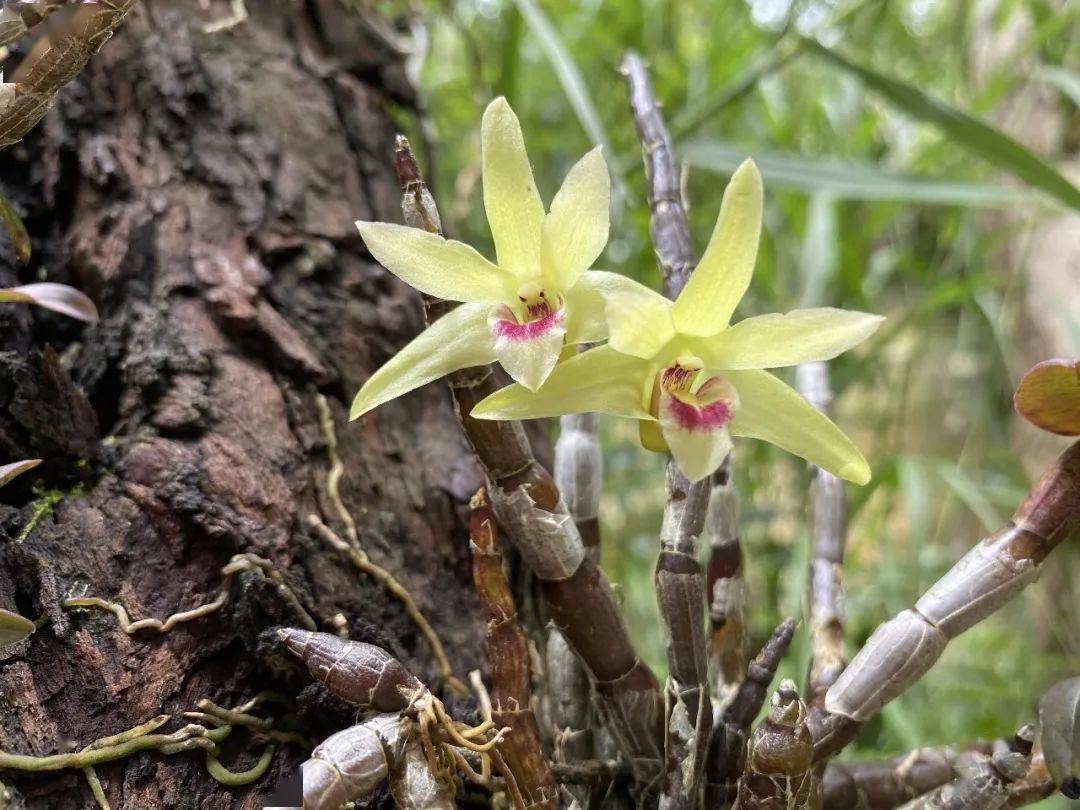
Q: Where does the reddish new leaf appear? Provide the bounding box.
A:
[1014,358,1080,436]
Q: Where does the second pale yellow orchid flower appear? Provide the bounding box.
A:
[472,160,882,484]
[351,97,651,421]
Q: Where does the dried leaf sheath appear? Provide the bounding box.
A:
[0,1,137,149]
[814,441,1080,761]
[469,493,559,809]
[392,137,664,769]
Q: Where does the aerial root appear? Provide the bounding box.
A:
[61,553,316,634]
[314,393,467,695]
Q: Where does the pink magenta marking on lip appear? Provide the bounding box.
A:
[665,396,733,431]
[492,310,564,342]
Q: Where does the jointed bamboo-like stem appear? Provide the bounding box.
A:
[622,50,715,807]
[550,409,603,799]
[657,463,714,806]
[797,362,849,711]
[736,679,821,809]
[392,137,664,772]
[1006,752,1055,807]
[706,618,797,807]
[822,744,994,809]
[706,456,746,709]
[469,491,559,809]
[619,52,695,294]
[0,0,137,149]
[895,726,1035,810]
[813,441,1080,762]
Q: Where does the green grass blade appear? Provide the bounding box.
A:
[1036,66,1080,107]
[681,139,1040,207]
[513,0,628,205]
[805,40,1080,211]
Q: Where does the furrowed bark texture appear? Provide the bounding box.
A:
[393,134,664,773]
[469,494,558,809]
[813,440,1080,762]
[0,3,489,807]
[622,50,713,809]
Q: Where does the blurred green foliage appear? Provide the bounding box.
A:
[387,0,1079,800]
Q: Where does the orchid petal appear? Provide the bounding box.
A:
[541,145,610,291]
[489,305,567,391]
[703,308,884,370]
[604,289,675,359]
[659,377,739,482]
[350,304,496,419]
[356,222,511,304]
[482,98,545,278]
[726,369,870,484]
[472,345,653,421]
[672,159,763,335]
[0,283,98,322]
[563,270,670,345]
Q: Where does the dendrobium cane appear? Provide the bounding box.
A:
[473,160,883,484]
[350,98,649,420]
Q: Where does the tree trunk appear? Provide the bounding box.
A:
[0,2,489,806]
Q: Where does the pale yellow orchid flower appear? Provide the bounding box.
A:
[472,160,883,484]
[350,97,650,420]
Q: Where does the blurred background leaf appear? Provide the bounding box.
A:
[386,1,1079,800]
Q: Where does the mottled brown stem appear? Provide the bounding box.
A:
[469,491,559,810]
[622,52,714,808]
[736,679,821,809]
[392,137,664,773]
[813,442,1080,762]
[895,726,1035,810]
[797,362,848,711]
[706,456,746,710]
[0,0,137,149]
[706,618,797,807]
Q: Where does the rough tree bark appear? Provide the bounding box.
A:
[0,2,492,807]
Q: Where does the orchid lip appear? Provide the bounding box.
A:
[664,396,734,431]
[491,308,565,342]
